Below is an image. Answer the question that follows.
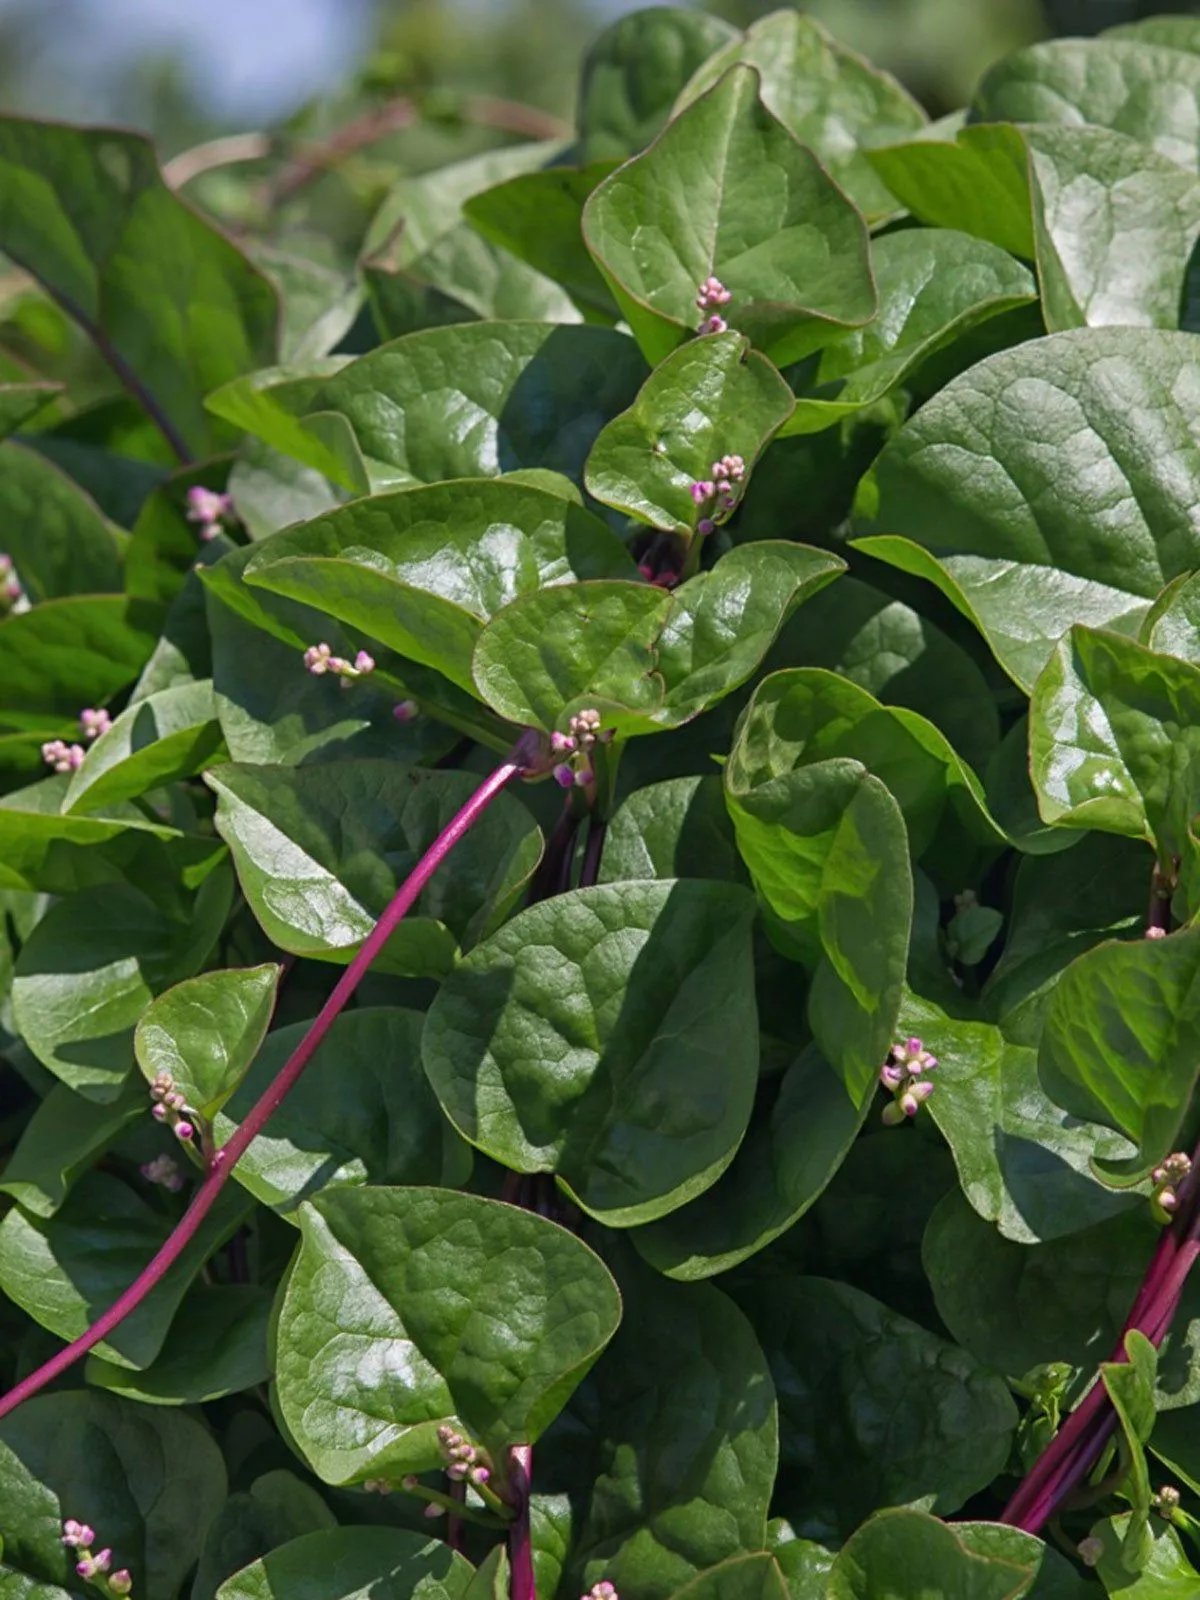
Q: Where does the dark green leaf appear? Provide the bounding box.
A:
[824,1509,1039,1600]
[665,1556,788,1600]
[583,67,876,367]
[216,1528,474,1600]
[63,681,225,815]
[423,879,758,1225]
[0,442,124,601]
[0,596,162,718]
[273,1186,621,1483]
[85,1284,271,1406]
[134,963,281,1121]
[189,1470,336,1600]
[599,775,745,884]
[0,1076,144,1217]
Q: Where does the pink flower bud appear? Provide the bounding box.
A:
[353,651,375,675]
[553,764,575,789]
[79,708,112,741]
[186,486,233,526]
[173,1120,194,1142]
[638,562,654,581]
[550,731,576,753]
[393,700,418,723]
[150,1104,167,1122]
[471,1465,490,1485]
[700,315,728,335]
[690,480,715,506]
[879,1063,904,1091]
[423,1502,444,1519]
[696,518,715,537]
[109,1571,133,1596]
[92,1550,112,1574]
[446,1462,468,1480]
[402,1475,419,1490]
[303,643,332,675]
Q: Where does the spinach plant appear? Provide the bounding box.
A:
[6,7,1200,1597]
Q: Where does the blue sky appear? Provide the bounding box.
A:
[0,0,651,122]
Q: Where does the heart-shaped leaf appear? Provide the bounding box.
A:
[823,1509,1043,1600]
[214,1008,471,1214]
[584,331,794,533]
[599,774,745,885]
[188,1470,336,1600]
[424,878,758,1225]
[207,761,542,977]
[273,1186,621,1484]
[134,962,280,1122]
[672,11,926,221]
[856,328,1200,690]
[216,1529,475,1600]
[583,66,876,367]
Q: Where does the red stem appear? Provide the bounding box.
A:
[507,1444,535,1600]
[0,754,526,1423]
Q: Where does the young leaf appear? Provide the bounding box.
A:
[216,1528,474,1600]
[857,328,1200,690]
[824,1509,1038,1600]
[672,10,926,220]
[62,680,225,815]
[739,1278,1017,1541]
[0,1392,226,1600]
[1086,1516,1200,1597]
[584,331,795,533]
[583,66,876,367]
[273,1186,621,1484]
[577,6,739,163]
[423,879,758,1225]
[866,124,1036,258]
[1101,1332,1159,1571]
[207,761,542,978]
[213,1008,472,1214]
[134,962,280,1122]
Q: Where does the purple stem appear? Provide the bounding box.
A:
[580,818,607,892]
[0,753,526,1424]
[507,1444,535,1600]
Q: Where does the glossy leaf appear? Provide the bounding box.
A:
[577,6,739,162]
[62,680,225,815]
[866,124,1036,258]
[1039,924,1200,1174]
[583,66,876,367]
[242,478,637,695]
[0,1171,252,1369]
[825,1510,1043,1600]
[740,1277,1017,1542]
[599,775,745,885]
[273,1186,621,1484]
[214,1008,472,1214]
[857,328,1200,690]
[134,963,280,1121]
[423,879,758,1225]
[207,761,542,977]
[0,1392,226,1600]
[0,595,161,718]
[216,1529,474,1600]
[584,331,794,533]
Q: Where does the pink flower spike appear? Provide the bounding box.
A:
[471,1465,490,1485]
[690,480,715,506]
[303,643,332,675]
[186,486,232,526]
[392,700,418,723]
[42,739,85,774]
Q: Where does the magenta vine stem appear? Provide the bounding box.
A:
[0,749,532,1424]
[507,1444,535,1600]
[1000,1152,1200,1532]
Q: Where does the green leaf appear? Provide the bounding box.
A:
[1101,1332,1159,1570]
[1029,627,1200,863]
[673,11,926,221]
[207,761,542,977]
[85,1283,271,1405]
[464,164,621,319]
[134,963,280,1121]
[973,38,1200,173]
[1039,924,1200,1175]
[423,878,758,1225]
[953,1524,1095,1599]
[665,1556,788,1600]
[782,228,1035,436]
[62,681,225,815]
[203,361,367,494]
[538,1248,778,1600]
[472,580,671,731]
[0,442,124,601]
[189,1471,336,1600]
[0,595,162,718]
[0,1392,226,1600]
[824,1509,1039,1600]
[0,380,61,438]
[577,6,739,163]
[583,66,876,367]
[262,323,648,491]
[11,883,191,1100]
[584,332,794,533]
[856,328,1200,690]
[600,775,746,885]
[273,1186,621,1484]
[866,124,1036,258]
[901,992,1138,1243]
[739,1278,1017,1541]
[241,478,638,695]
[1104,17,1200,54]
[0,1075,144,1217]
[1087,1516,1200,1597]
[216,1529,474,1600]
[0,118,277,457]
[635,1044,868,1279]
[0,1171,252,1369]
[214,1008,471,1214]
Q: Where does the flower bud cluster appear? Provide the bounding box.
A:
[139,1153,185,1192]
[436,1424,491,1487]
[1151,1152,1192,1224]
[42,738,85,774]
[0,552,26,612]
[552,708,604,790]
[303,642,376,688]
[696,274,732,335]
[62,1520,131,1596]
[879,1036,937,1126]
[690,453,746,536]
[185,486,235,543]
[1155,1484,1182,1515]
[582,1584,617,1600]
[80,708,113,741]
[148,1070,198,1146]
